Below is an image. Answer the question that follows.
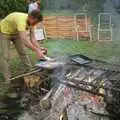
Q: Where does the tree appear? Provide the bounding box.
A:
[0,0,27,18]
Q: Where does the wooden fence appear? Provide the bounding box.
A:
[43,16,91,39]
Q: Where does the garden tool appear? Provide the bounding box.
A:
[35,60,65,69]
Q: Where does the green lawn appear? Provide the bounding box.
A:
[12,39,120,66]
[1,39,120,80]
[43,39,120,64]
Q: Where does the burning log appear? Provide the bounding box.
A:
[59,80,104,97]
[52,84,66,106]
[46,84,68,120]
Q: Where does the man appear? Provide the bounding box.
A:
[0,10,46,82]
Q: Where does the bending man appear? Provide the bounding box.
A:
[0,10,45,82]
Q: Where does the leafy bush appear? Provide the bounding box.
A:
[0,0,27,18]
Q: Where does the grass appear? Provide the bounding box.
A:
[12,39,120,64]
[43,39,120,64]
[1,38,120,80]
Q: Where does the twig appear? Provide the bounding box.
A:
[10,69,41,81]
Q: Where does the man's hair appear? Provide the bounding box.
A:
[29,10,43,21]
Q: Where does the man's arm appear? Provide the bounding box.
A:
[19,31,44,58]
[30,29,47,54]
[30,29,41,49]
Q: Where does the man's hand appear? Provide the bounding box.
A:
[41,47,47,55]
[30,30,48,55]
[19,32,48,59]
[35,49,45,59]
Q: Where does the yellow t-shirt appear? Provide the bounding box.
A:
[0,12,28,35]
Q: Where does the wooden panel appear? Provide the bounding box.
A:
[42,16,91,39]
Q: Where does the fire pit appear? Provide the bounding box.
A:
[38,54,120,120]
[1,54,120,120]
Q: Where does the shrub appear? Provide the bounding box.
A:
[0,0,27,18]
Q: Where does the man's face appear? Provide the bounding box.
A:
[28,16,39,26]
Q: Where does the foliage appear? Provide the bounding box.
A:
[0,0,105,18]
[0,0,27,18]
